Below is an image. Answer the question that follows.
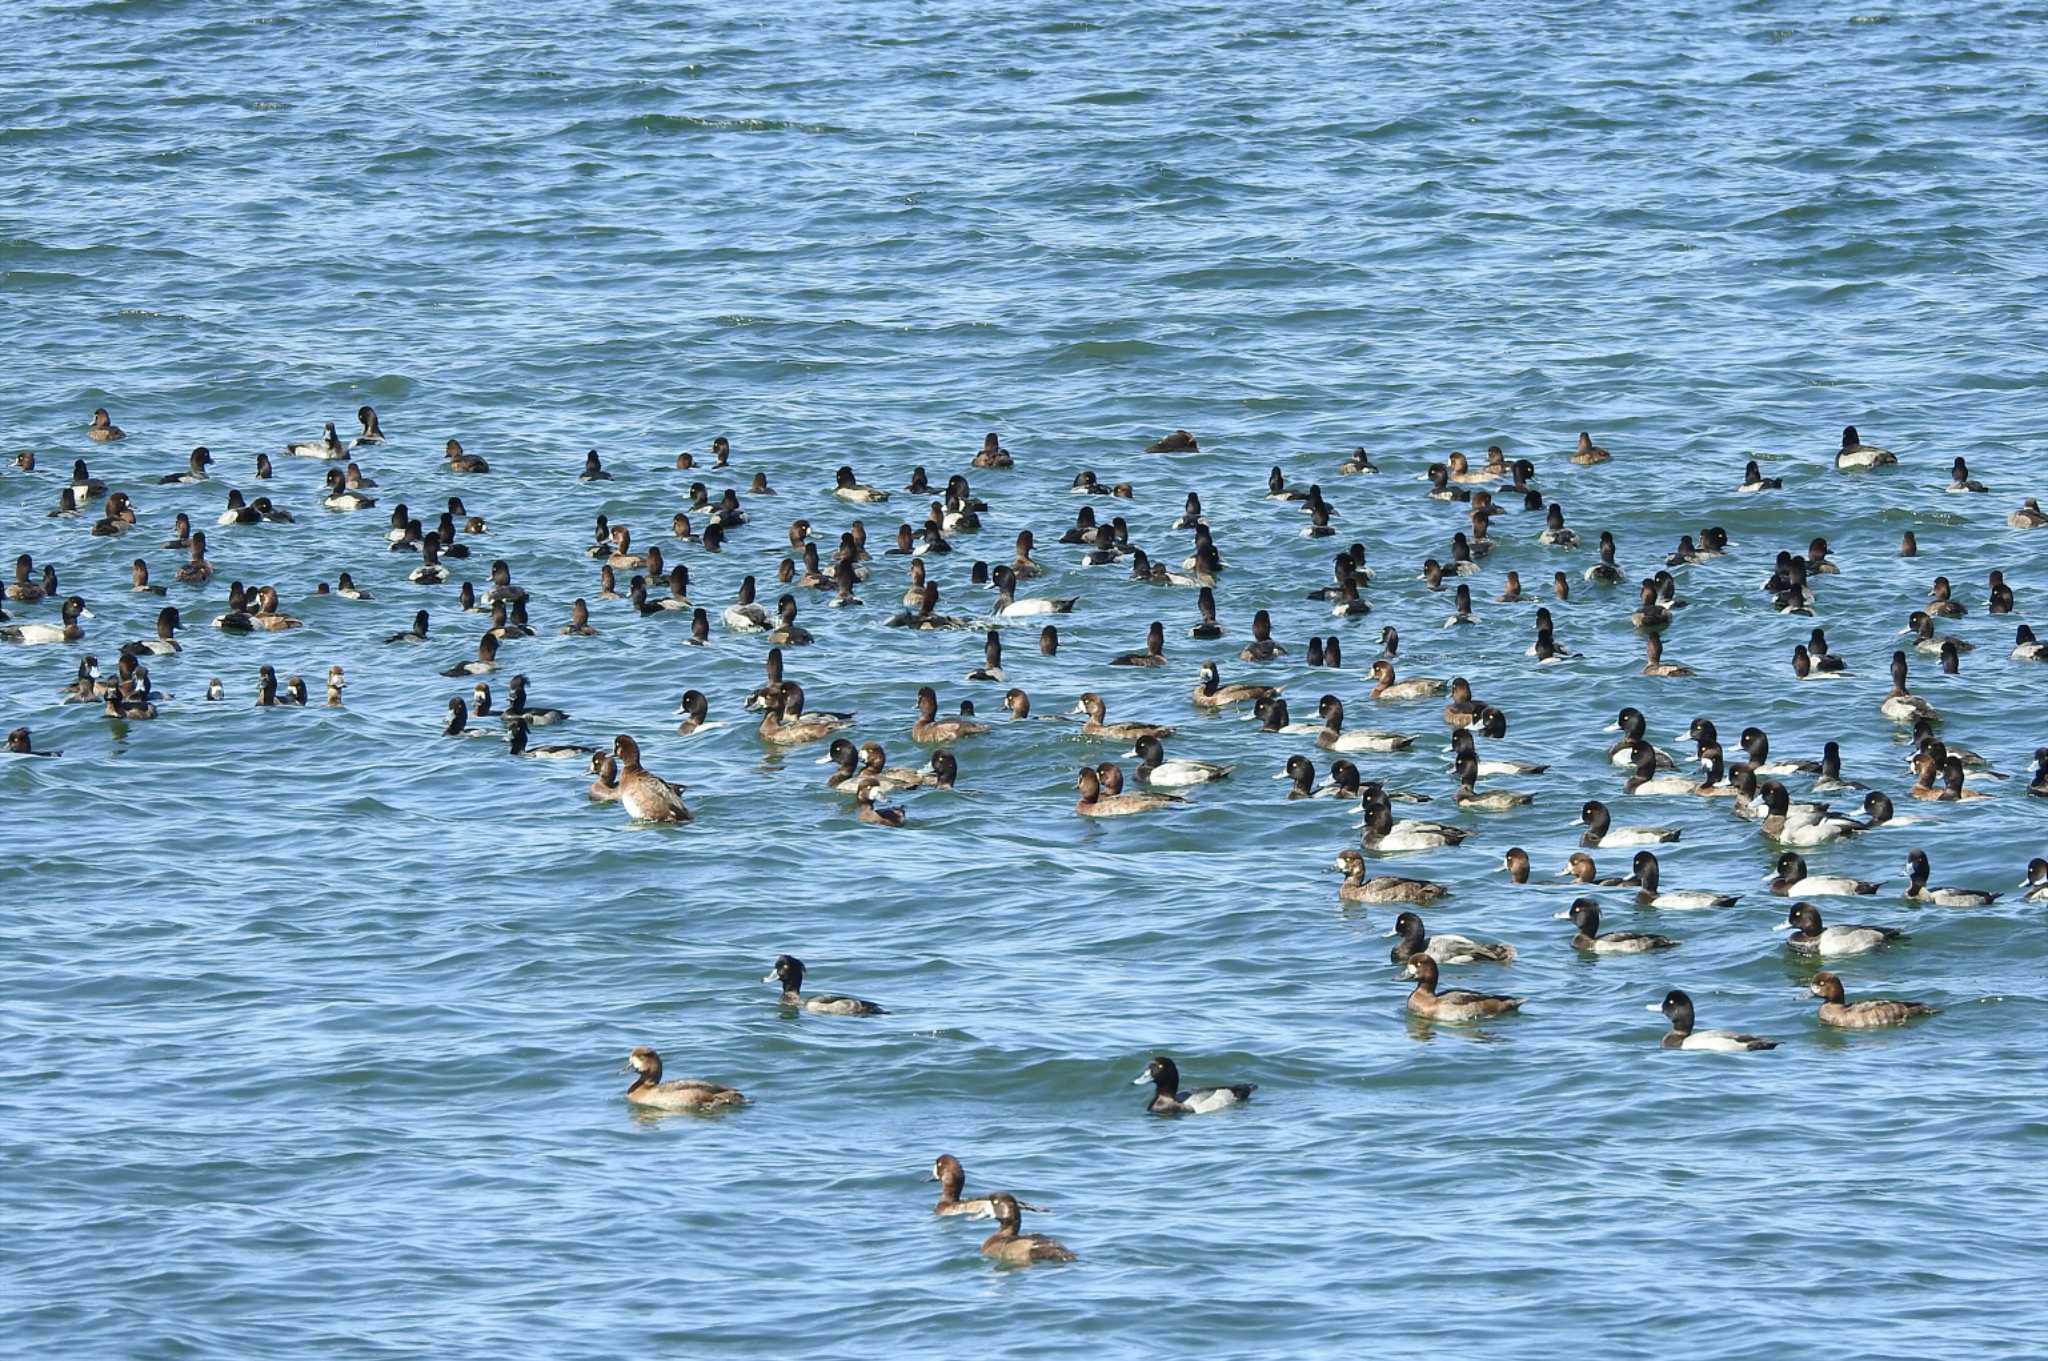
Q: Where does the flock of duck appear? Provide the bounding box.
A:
[7,408,2042,1266]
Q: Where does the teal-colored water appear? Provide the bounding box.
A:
[4,3,2046,1357]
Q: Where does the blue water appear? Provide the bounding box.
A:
[4,3,2046,1357]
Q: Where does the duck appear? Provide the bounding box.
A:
[587,753,621,802]
[1316,695,1413,753]
[1878,651,1937,723]
[1146,429,1198,452]
[1738,727,1820,778]
[1330,849,1449,905]
[1570,430,1611,465]
[979,1194,1075,1266]
[1453,753,1532,810]
[1767,852,1880,897]
[1736,460,1782,493]
[285,421,347,459]
[1834,425,1897,470]
[1338,446,1378,474]
[1580,800,1679,849]
[441,633,498,676]
[1903,849,1999,907]
[1559,852,1633,888]
[1809,972,1937,1029]
[443,438,490,474]
[991,565,1076,617]
[121,606,182,657]
[831,464,888,502]
[1775,901,1903,956]
[1759,783,1860,846]
[1628,852,1738,909]
[764,955,885,1014]
[350,405,385,446]
[1076,764,1181,816]
[1624,749,1700,797]
[1359,796,1468,852]
[853,779,909,827]
[927,1155,1043,1218]
[507,722,600,761]
[621,1046,742,1110]
[386,610,430,644]
[1583,532,1624,584]
[1192,660,1279,709]
[1653,990,1776,1051]
[914,686,990,743]
[1110,620,1168,668]
[5,726,60,757]
[2008,497,2048,529]
[611,736,690,822]
[86,406,125,442]
[1238,609,1286,661]
[502,675,566,727]
[321,467,376,510]
[1132,734,1230,787]
[721,576,772,633]
[2020,858,2048,899]
[1369,659,1445,701]
[1449,728,1547,777]
[1,595,87,645]
[1606,709,1676,768]
[159,446,213,485]
[1562,899,1677,954]
[758,683,851,746]
[1388,910,1515,966]
[1640,634,1693,677]
[1402,955,1522,1022]
[1132,1054,1253,1115]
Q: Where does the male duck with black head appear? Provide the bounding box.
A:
[1132,1054,1254,1115]
[764,955,885,1015]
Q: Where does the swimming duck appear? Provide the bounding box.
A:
[1563,899,1677,954]
[86,406,125,442]
[1339,446,1378,474]
[1306,695,1407,754]
[321,467,376,510]
[721,576,772,633]
[442,633,498,676]
[928,1155,1042,1219]
[1624,749,1699,797]
[1,595,87,645]
[1758,783,1860,847]
[1809,972,1937,1029]
[2008,497,2048,528]
[978,1193,1074,1266]
[1076,764,1181,816]
[285,421,346,459]
[1132,734,1230,787]
[1192,660,1278,709]
[1653,990,1776,1051]
[1834,425,1896,470]
[1878,651,1936,723]
[1640,633,1693,677]
[1146,429,1198,453]
[1132,1055,1252,1115]
[1449,728,1547,777]
[1737,460,1782,493]
[914,686,989,743]
[611,736,690,822]
[1402,955,1522,1022]
[1580,800,1679,849]
[1583,532,1624,585]
[121,606,182,657]
[507,722,599,761]
[443,438,489,474]
[1775,901,1903,956]
[587,753,621,803]
[1902,849,1999,906]
[1109,620,1168,669]
[1331,849,1449,904]
[1766,852,1879,897]
[1499,847,1533,884]
[351,405,385,446]
[1369,659,1445,701]
[1570,430,1611,465]
[1359,797,1468,852]
[1629,852,1738,909]
[764,955,885,1014]
[4,726,59,757]
[1453,753,1532,810]
[1560,852,1633,888]
[832,464,888,503]
[991,565,1076,617]
[621,1046,742,1110]
[1388,910,1515,966]
[2019,858,2048,899]
[758,683,850,746]
[1945,456,1988,493]
[1537,502,1579,547]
